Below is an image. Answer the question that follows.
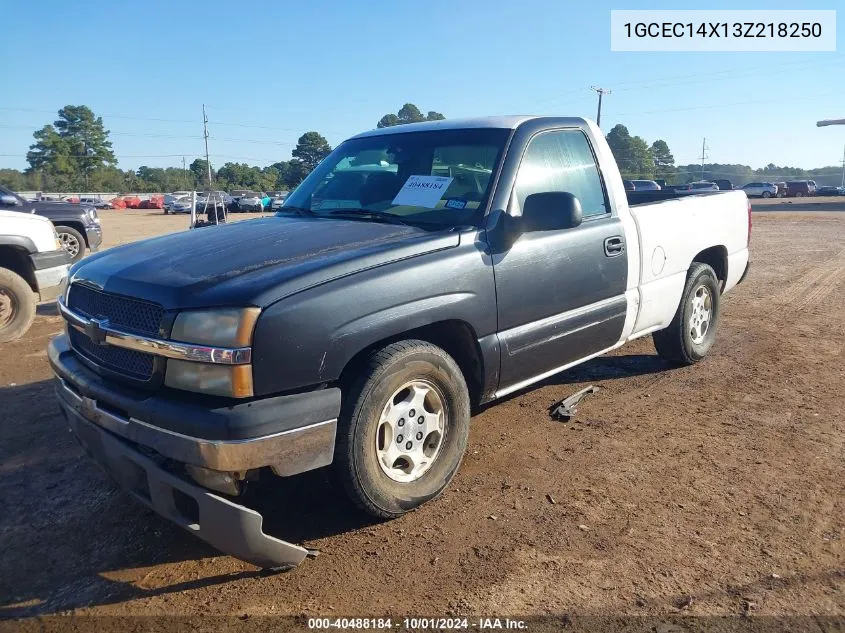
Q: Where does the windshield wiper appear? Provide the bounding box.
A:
[277,205,316,217]
[326,208,413,226]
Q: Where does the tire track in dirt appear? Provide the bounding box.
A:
[766,248,845,318]
[793,257,845,312]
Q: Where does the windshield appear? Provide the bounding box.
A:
[281,128,510,229]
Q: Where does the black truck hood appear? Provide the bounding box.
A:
[69,216,459,309]
[26,201,93,218]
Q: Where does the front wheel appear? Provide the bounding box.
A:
[335,340,471,519]
[56,226,86,263]
[652,263,721,366]
[0,268,36,343]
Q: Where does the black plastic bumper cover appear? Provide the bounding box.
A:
[64,404,311,569]
[48,335,341,441]
[30,248,71,270]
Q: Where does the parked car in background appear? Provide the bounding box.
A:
[741,182,777,198]
[672,182,720,193]
[0,209,70,341]
[139,195,164,210]
[169,197,194,214]
[622,180,635,191]
[712,179,733,191]
[79,196,112,209]
[236,191,266,212]
[786,181,816,197]
[816,185,845,196]
[630,180,661,191]
[270,191,289,209]
[0,184,103,263]
[164,192,192,213]
[122,195,142,209]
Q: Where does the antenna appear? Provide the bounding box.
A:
[590,86,611,127]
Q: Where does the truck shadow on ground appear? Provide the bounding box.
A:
[0,380,375,617]
[0,352,672,617]
[483,353,674,411]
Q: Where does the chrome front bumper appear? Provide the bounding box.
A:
[55,377,337,476]
[63,403,314,569]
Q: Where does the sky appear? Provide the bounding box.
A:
[1,0,843,174]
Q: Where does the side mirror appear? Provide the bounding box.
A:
[0,194,20,206]
[521,191,583,232]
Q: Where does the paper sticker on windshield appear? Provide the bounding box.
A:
[445,198,467,210]
[392,175,453,208]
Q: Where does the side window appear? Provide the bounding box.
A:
[514,129,608,218]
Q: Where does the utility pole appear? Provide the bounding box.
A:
[590,86,611,127]
[202,104,212,189]
[840,145,845,188]
[182,156,187,190]
[698,137,709,180]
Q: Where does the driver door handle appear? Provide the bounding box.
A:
[604,236,625,257]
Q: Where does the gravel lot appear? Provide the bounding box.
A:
[0,207,842,620]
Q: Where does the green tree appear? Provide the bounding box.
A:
[377,103,446,128]
[628,136,655,179]
[26,106,116,189]
[189,159,213,188]
[650,139,675,181]
[291,132,332,171]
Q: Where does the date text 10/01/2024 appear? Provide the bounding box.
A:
[307,618,528,630]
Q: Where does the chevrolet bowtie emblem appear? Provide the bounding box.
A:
[85,317,110,345]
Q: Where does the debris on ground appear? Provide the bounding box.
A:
[549,385,599,421]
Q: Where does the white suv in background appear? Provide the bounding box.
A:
[742,182,777,198]
[0,209,70,341]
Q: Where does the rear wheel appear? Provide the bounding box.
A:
[653,263,721,366]
[335,340,471,519]
[0,268,36,343]
[761,191,771,198]
[56,226,86,263]
[794,191,804,198]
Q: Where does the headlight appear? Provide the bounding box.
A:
[165,307,260,398]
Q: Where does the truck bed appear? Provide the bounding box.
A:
[626,189,730,206]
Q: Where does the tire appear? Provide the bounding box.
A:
[652,263,721,366]
[0,268,37,343]
[335,340,471,519]
[761,191,771,198]
[794,191,804,198]
[56,226,86,263]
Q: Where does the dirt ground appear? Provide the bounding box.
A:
[0,208,842,621]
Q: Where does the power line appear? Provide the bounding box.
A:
[612,89,845,117]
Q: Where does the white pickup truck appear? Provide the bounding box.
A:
[51,116,750,568]
[1,210,70,342]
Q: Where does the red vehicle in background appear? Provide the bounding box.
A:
[110,198,127,209]
[122,195,142,208]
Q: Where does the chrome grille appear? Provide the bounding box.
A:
[68,327,155,380]
[67,284,163,336]
[66,284,164,381]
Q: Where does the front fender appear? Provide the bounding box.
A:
[251,233,496,396]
